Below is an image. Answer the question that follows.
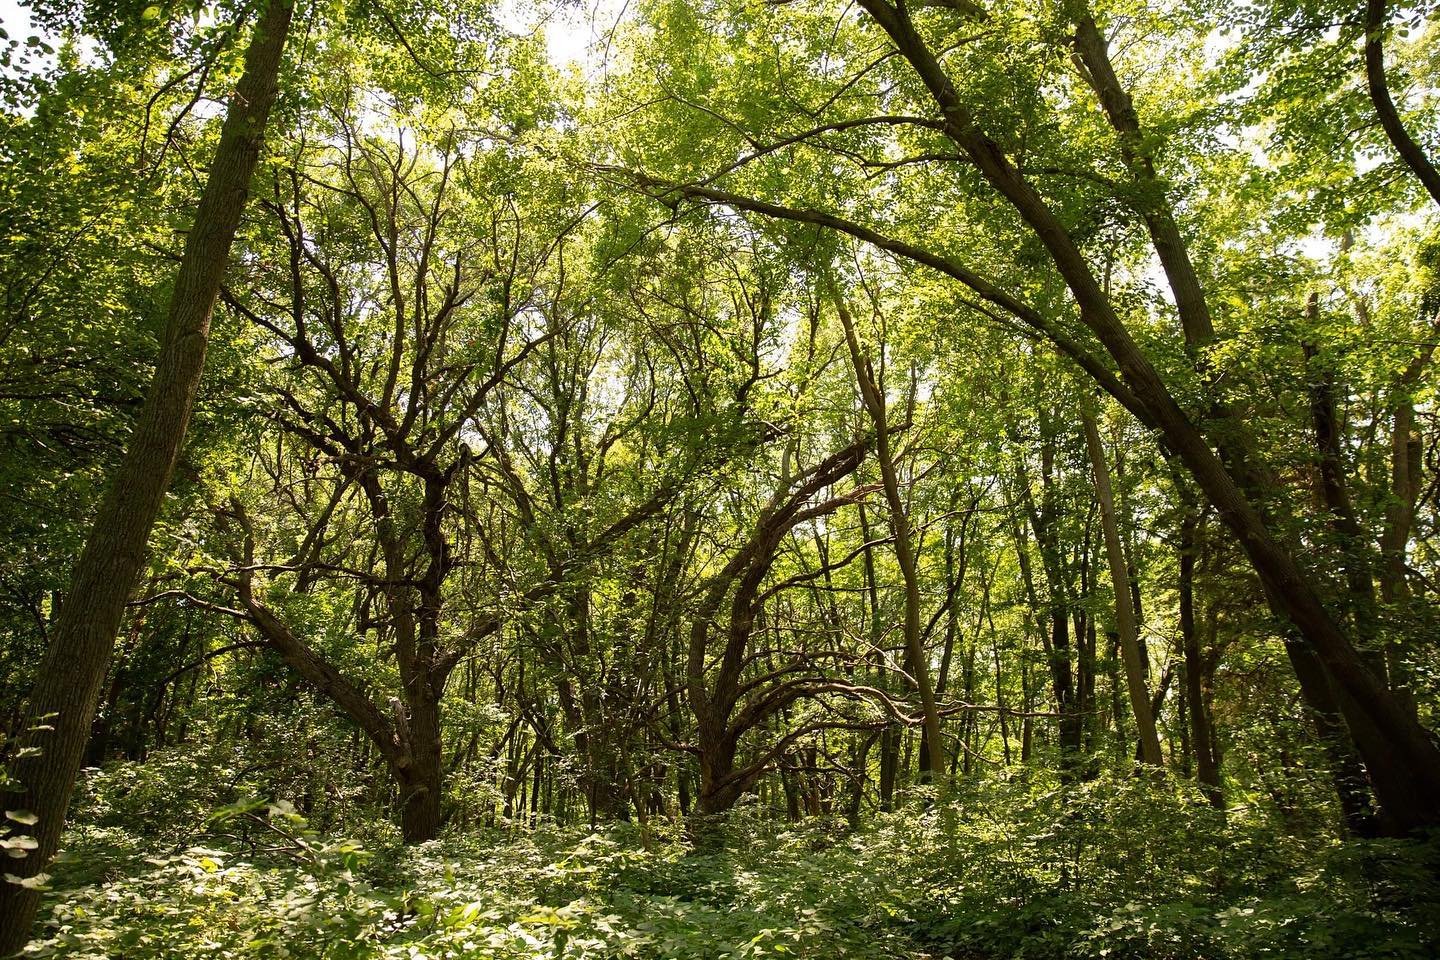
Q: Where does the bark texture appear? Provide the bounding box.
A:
[0,2,294,951]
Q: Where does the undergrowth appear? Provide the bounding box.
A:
[20,762,1440,959]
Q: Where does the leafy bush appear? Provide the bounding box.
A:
[21,770,1440,959]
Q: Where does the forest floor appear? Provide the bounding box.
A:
[16,762,1440,959]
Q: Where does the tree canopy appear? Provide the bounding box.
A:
[2,0,1440,957]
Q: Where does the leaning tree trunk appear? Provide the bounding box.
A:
[1283,639,1378,836]
[0,2,293,951]
[1082,406,1164,767]
[1064,0,1440,825]
[1364,0,1440,210]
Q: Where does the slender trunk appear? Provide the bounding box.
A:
[1075,505,1100,764]
[960,630,977,777]
[925,527,964,775]
[846,731,877,825]
[879,724,900,808]
[1378,403,1419,606]
[1011,451,1083,769]
[979,564,1010,765]
[1179,511,1223,808]
[836,295,946,781]
[0,3,293,950]
[857,503,902,801]
[1082,406,1163,766]
[1303,305,1382,664]
[1019,648,1034,763]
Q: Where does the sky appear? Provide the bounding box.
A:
[503,0,630,71]
[1,0,32,40]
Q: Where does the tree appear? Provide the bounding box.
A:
[0,0,294,947]
[1081,402,1162,767]
[834,290,946,781]
[606,0,1440,831]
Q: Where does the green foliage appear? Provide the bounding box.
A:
[7,0,1440,955]
[23,772,1440,959]
[899,775,1440,960]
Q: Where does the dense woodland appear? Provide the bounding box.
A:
[2,0,1440,956]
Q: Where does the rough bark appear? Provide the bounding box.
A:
[0,2,293,950]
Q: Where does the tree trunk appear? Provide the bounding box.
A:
[696,732,745,816]
[398,690,445,843]
[1284,640,1378,836]
[1303,310,1383,666]
[1378,380,1427,716]
[835,294,946,782]
[1178,511,1223,808]
[0,2,293,950]
[1363,0,1440,209]
[1071,0,1437,821]
[1082,406,1163,766]
[1011,453,1083,770]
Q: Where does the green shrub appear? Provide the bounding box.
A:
[24,771,1440,959]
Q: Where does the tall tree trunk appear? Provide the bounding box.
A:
[1376,298,1437,712]
[0,3,293,950]
[846,731,877,825]
[1082,406,1163,766]
[835,295,946,782]
[1178,510,1223,808]
[1010,447,1083,771]
[857,502,902,803]
[1302,302,1382,664]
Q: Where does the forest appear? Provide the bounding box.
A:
[2,0,1440,956]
